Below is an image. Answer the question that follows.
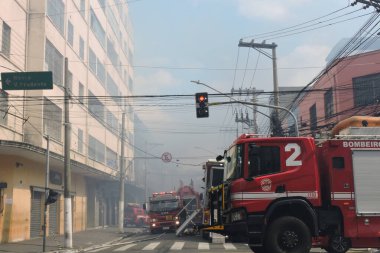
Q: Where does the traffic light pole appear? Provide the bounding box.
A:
[42,135,50,252]
[209,101,299,137]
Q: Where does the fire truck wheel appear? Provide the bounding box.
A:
[265,216,311,253]
[326,235,350,253]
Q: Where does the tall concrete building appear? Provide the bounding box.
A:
[0,0,135,243]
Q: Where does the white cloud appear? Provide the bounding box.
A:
[236,0,311,21]
[279,44,330,86]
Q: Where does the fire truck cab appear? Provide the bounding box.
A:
[146,191,181,233]
[220,117,380,253]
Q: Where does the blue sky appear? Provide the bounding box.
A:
[128,0,374,191]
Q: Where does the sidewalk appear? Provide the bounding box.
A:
[0,227,128,253]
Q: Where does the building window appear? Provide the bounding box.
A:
[90,8,106,48]
[0,91,8,126]
[310,103,317,132]
[353,73,380,107]
[45,39,64,86]
[79,82,84,104]
[1,22,11,57]
[67,21,74,46]
[88,91,104,122]
[80,0,86,18]
[88,135,105,163]
[324,88,334,119]
[79,36,84,60]
[47,0,65,35]
[106,147,117,170]
[89,48,105,86]
[78,128,83,153]
[43,98,62,141]
[106,109,118,133]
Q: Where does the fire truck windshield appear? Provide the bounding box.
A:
[150,199,179,212]
[224,144,243,180]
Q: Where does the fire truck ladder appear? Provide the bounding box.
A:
[176,198,201,236]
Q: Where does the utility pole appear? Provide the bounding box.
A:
[42,135,50,252]
[238,40,283,136]
[231,88,264,133]
[119,112,125,233]
[64,57,73,248]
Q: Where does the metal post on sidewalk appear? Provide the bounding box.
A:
[64,57,73,248]
[42,135,50,252]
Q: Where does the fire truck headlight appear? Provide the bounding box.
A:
[175,216,179,220]
[152,223,156,227]
[231,209,246,222]
[175,220,180,225]
[152,218,157,222]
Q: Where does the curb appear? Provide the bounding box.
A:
[46,236,125,253]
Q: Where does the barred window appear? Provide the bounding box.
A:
[353,73,380,107]
[1,21,11,57]
[47,0,65,35]
[324,88,334,119]
[43,98,62,141]
[45,39,64,86]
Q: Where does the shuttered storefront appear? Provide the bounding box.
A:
[30,190,42,238]
[48,198,59,235]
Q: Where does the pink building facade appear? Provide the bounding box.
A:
[297,50,380,136]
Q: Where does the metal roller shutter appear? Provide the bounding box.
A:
[30,191,42,238]
[49,198,59,235]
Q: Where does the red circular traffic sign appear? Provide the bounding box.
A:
[161,152,172,163]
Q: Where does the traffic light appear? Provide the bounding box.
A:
[46,189,59,205]
[195,92,209,118]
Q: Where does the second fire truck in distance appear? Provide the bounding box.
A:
[213,116,380,253]
[145,191,181,233]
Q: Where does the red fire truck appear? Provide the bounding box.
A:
[217,116,380,253]
[146,191,181,233]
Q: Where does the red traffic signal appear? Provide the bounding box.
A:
[195,92,209,118]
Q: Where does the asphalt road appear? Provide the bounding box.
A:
[84,228,378,253]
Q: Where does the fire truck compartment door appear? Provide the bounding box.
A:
[352,150,380,215]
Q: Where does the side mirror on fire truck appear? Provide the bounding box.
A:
[216,155,224,161]
[143,203,146,210]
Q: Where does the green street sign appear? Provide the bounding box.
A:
[1,71,53,90]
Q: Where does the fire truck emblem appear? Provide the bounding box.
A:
[260,178,272,192]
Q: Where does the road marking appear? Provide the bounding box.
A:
[88,246,112,252]
[170,242,185,250]
[223,243,237,250]
[143,242,160,250]
[114,243,137,251]
[198,242,210,250]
